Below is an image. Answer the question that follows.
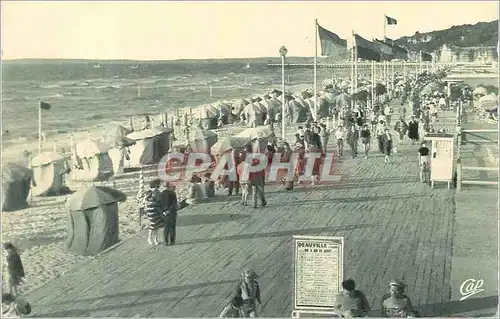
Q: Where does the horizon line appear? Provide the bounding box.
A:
[0,56,337,62]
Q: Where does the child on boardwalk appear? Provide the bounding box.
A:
[235,269,262,317]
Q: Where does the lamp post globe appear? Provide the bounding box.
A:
[279,46,288,57]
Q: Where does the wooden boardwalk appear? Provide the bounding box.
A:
[23,104,495,317]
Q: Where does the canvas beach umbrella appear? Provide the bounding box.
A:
[211,136,250,155]
[66,186,126,211]
[105,125,135,148]
[236,126,275,140]
[2,163,32,183]
[473,87,488,96]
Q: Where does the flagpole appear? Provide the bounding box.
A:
[38,101,42,154]
[314,18,318,120]
[383,15,387,40]
[350,31,355,108]
[371,61,375,111]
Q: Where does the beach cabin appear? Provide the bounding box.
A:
[126,127,172,167]
[31,152,67,196]
[66,186,125,256]
[2,163,32,212]
[72,139,114,182]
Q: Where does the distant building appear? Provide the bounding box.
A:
[439,45,453,63]
[436,45,496,63]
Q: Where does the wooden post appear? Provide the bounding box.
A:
[129,117,134,131]
[29,153,34,203]
[138,165,144,226]
[210,85,213,98]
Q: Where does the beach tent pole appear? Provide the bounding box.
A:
[313,18,318,120]
[38,101,42,154]
[352,31,358,103]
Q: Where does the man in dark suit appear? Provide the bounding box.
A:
[161,182,179,245]
[346,125,360,158]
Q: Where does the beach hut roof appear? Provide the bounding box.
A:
[66,185,127,211]
[31,152,65,167]
[2,162,32,183]
[189,128,218,142]
[75,139,110,158]
[126,127,172,140]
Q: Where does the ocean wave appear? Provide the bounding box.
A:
[24,94,65,101]
[94,85,123,90]
[39,84,62,89]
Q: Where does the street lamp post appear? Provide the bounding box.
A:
[279,46,288,140]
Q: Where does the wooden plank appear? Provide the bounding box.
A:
[461,180,498,185]
[462,166,499,171]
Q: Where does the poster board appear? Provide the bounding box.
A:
[292,236,344,317]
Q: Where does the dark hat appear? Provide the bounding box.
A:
[251,96,263,102]
[189,174,202,183]
[262,93,271,99]
[3,242,16,250]
[242,99,250,106]
[149,179,161,188]
[390,280,406,289]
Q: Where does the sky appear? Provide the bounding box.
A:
[1,1,498,60]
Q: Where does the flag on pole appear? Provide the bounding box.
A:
[374,39,394,60]
[385,16,397,25]
[354,34,381,62]
[39,101,51,110]
[421,51,433,62]
[317,24,347,56]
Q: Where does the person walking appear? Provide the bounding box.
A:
[161,182,178,246]
[237,161,250,205]
[346,125,360,159]
[375,120,386,153]
[360,124,371,159]
[381,280,416,317]
[335,125,346,157]
[418,142,431,183]
[407,116,420,144]
[333,279,371,317]
[143,179,164,245]
[382,128,393,164]
[235,269,262,317]
[248,157,267,209]
[3,243,25,296]
[394,118,408,145]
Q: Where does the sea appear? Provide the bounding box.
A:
[1,59,335,145]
